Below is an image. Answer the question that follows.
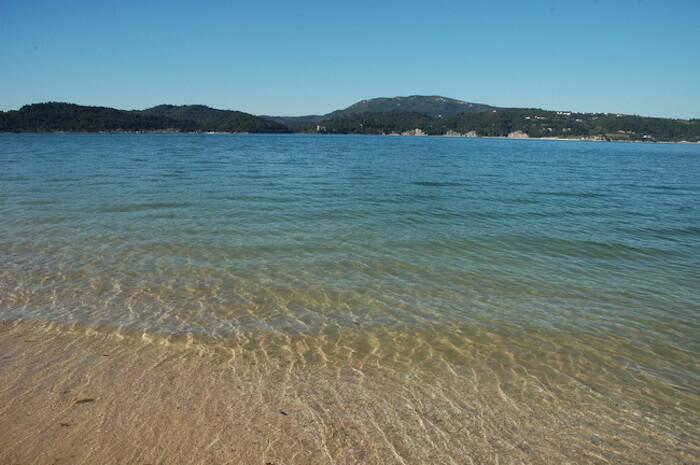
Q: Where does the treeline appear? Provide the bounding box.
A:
[2,102,698,142]
[0,103,291,133]
[314,111,435,135]
[311,109,700,142]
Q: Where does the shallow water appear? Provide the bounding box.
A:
[0,134,698,459]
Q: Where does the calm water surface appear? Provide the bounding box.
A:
[1,134,698,409]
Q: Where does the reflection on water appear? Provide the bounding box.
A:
[0,134,698,453]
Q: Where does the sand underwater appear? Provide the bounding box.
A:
[1,134,698,463]
[1,320,697,465]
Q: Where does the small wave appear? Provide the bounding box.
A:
[411,181,464,187]
[529,190,609,198]
[94,202,194,213]
[502,235,678,260]
[18,199,58,206]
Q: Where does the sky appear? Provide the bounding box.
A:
[1,0,699,118]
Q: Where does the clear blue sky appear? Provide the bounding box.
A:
[1,0,699,118]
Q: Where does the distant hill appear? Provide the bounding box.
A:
[314,110,435,135]
[140,104,232,124]
[2,98,698,142]
[326,95,495,118]
[0,103,290,133]
[265,95,494,129]
[0,103,184,133]
[140,104,291,133]
[312,108,700,142]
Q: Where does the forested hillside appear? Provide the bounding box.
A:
[312,108,700,142]
[0,103,290,133]
[2,100,698,142]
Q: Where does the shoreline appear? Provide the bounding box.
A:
[1,319,696,464]
[1,131,698,144]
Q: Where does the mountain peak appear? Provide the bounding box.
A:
[329,95,495,118]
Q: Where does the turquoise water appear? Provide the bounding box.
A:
[1,134,698,400]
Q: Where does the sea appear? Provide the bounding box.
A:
[0,133,698,459]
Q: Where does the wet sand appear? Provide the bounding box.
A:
[0,321,696,464]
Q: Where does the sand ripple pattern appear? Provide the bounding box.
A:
[0,322,697,464]
[0,134,698,462]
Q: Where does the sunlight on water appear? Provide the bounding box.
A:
[0,134,698,461]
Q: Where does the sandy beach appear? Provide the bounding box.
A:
[1,320,696,465]
[2,133,698,464]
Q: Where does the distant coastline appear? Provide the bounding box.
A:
[2,96,698,143]
[3,130,697,145]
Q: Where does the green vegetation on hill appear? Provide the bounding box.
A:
[0,103,290,133]
[311,108,700,142]
[264,95,494,130]
[0,103,184,133]
[316,111,435,135]
[140,105,290,133]
[443,109,700,141]
[325,95,494,118]
[1,98,698,142]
